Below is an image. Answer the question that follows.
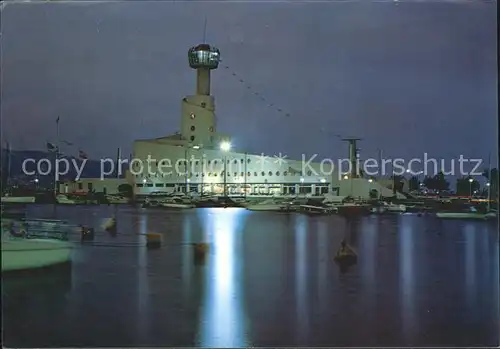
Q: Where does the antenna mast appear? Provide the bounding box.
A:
[203,16,208,43]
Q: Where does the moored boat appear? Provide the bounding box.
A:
[246,198,293,212]
[1,195,36,204]
[159,197,195,209]
[436,205,495,220]
[1,220,74,272]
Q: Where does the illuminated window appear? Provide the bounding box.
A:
[268,171,272,176]
[261,171,265,176]
[276,171,280,176]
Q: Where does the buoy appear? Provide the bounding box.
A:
[80,226,94,242]
[146,233,163,249]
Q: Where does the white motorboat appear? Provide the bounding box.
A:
[159,197,195,209]
[1,220,74,272]
[246,198,292,212]
[371,202,406,214]
[436,206,495,220]
[56,194,79,205]
[106,195,130,204]
[1,195,36,204]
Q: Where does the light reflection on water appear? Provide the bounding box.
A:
[1,205,498,348]
[197,208,249,347]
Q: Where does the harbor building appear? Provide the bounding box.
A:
[60,42,403,200]
[127,43,401,199]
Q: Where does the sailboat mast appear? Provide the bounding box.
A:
[487,152,491,212]
[6,141,11,187]
[54,117,60,196]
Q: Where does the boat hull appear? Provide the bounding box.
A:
[159,203,195,209]
[1,196,36,204]
[436,212,488,220]
[1,239,73,272]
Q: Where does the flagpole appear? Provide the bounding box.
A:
[54,116,60,196]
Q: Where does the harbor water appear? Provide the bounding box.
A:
[2,205,499,347]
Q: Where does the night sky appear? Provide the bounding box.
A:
[1,1,497,172]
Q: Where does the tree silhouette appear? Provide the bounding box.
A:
[456,176,480,196]
[390,174,405,193]
[433,171,450,191]
[408,176,420,191]
[423,176,433,190]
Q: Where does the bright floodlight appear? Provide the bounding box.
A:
[343,175,349,180]
[368,179,373,183]
[320,178,326,183]
[34,178,39,183]
[143,178,147,183]
[468,178,473,183]
[300,177,305,183]
[486,182,491,187]
[220,141,231,152]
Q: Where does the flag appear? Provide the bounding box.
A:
[78,150,88,159]
[47,142,58,152]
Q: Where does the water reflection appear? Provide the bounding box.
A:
[136,214,150,343]
[197,208,248,347]
[3,206,498,347]
[398,222,416,344]
[463,224,477,321]
[294,214,309,342]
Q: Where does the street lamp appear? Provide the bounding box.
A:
[220,141,231,197]
[468,178,473,198]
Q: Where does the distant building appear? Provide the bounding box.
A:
[64,42,404,200]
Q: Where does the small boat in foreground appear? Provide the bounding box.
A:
[1,220,74,272]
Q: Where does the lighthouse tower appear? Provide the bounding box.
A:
[180,44,220,148]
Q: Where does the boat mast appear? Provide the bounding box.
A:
[487,152,491,212]
[54,116,60,196]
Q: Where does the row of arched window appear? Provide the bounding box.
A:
[135,170,313,178]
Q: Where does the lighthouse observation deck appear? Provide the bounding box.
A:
[188,44,220,70]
